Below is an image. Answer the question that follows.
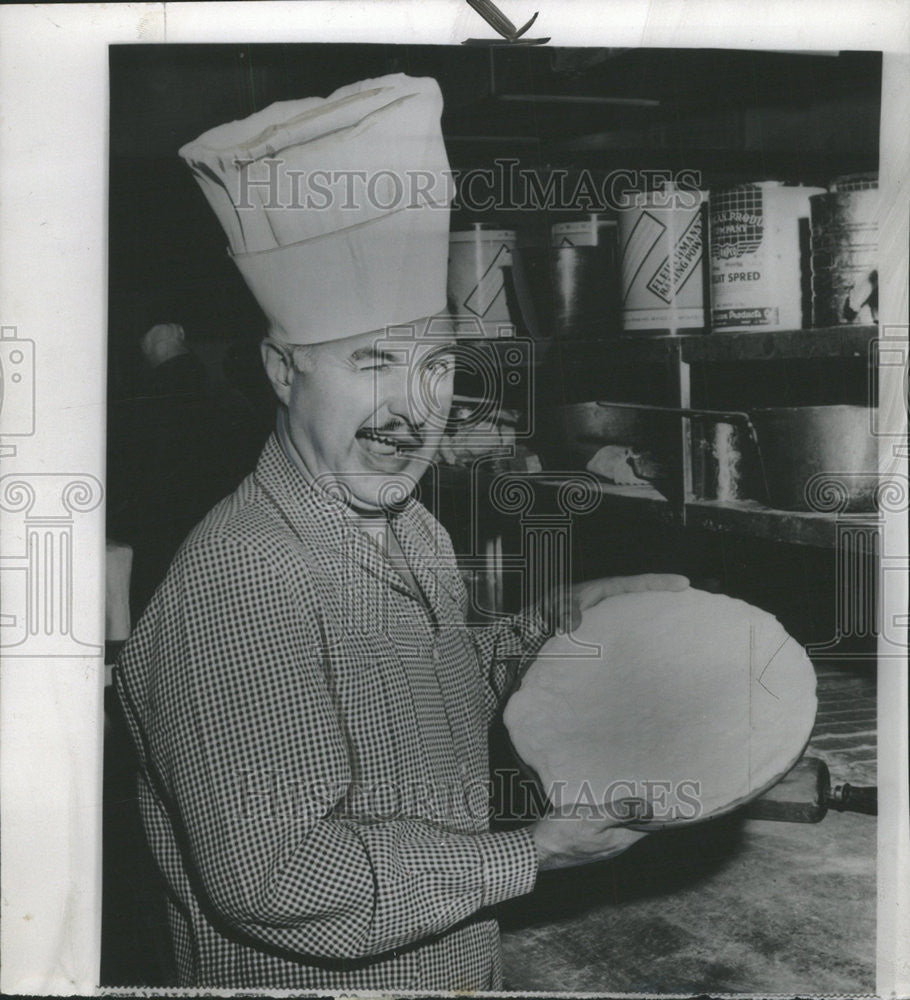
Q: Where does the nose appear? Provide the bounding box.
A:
[385,365,425,431]
[386,361,452,433]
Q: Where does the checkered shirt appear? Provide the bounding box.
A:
[115,433,545,990]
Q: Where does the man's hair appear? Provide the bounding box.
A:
[265,324,316,374]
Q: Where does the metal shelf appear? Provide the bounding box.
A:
[530,476,878,548]
[534,476,680,526]
[683,498,877,549]
[530,325,877,365]
[680,325,878,364]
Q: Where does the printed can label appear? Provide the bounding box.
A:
[618,197,706,331]
[710,183,824,332]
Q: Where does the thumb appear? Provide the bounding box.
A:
[603,797,654,826]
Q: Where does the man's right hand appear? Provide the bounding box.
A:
[530,799,652,871]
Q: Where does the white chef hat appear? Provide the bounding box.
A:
[179,74,453,345]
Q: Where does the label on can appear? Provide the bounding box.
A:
[810,190,879,326]
[618,197,706,331]
[447,229,516,330]
[710,183,824,332]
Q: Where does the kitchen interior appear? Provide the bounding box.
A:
[106,44,883,992]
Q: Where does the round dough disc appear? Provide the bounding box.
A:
[503,588,817,827]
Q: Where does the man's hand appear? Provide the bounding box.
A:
[530,799,653,871]
[540,573,689,636]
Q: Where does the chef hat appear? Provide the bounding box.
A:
[179,74,453,344]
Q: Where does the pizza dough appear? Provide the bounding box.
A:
[503,588,817,827]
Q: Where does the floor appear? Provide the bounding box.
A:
[497,660,877,995]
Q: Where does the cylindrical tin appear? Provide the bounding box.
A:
[810,184,879,327]
[447,224,516,335]
[551,214,617,248]
[550,246,620,338]
[691,417,757,502]
[830,172,879,192]
[750,405,878,512]
[547,215,620,337]
[710,182,824,332]
[618,190,708,333]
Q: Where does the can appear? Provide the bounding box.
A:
[548,215,620,338]
[618,191,707,333]
[710,182,824,332]
[447,224,516,335]
[551,214,617,248]
[810,181,879,327]
[830,172,879,192]
[691,418,756,502]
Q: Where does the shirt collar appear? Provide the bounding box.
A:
[258,422,462,609]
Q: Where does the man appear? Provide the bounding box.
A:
[115,73,685,990]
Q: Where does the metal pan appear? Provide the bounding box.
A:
[542,401,879,512]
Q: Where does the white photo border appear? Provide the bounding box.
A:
[0,1,906,995]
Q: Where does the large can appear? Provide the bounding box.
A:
[549,214,620,338]
[551,214,617,248]
[810,175,879,327]
[447,224,516,336]
[618,190,707,333]
[710,182,824,332]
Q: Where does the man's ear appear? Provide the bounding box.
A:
[261,339,294,405]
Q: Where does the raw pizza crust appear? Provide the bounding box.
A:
[503,588,817,827]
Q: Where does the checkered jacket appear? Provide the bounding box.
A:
[115,433,544,990]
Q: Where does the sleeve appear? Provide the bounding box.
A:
[140,536,538,962]
[468,605,552,726]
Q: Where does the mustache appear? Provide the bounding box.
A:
[356,422,428,448]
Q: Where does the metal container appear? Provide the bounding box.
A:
[685,404,878,511]
[749,405,878,512]
[551,245,619,338]
[538,400,879,513]
[509,244,620,340]
[710,181,825,332]
[551,214,617,248]
[618,190,708,333]
[447,224,516,336]
[810,182,879,327]
[691,417,757,502]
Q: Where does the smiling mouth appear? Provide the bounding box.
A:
[356,429,423,456]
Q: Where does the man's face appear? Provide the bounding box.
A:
[274,321,456,511]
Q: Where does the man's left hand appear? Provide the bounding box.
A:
[541,573,690,636]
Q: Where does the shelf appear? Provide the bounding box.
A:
[537,336,682,366]
[680,326,878,364]
[524,326,877,366]
[684,498,877,549]
[534,476,679,525]
[526,476,879,548]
